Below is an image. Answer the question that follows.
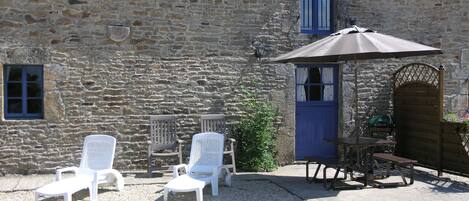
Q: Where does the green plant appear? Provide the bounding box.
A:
[444,113,460,122]
[463,118,469,125]
[230,89,280,172]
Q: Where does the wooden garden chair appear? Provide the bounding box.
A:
[200,114,237,174]
[148,115,184,174]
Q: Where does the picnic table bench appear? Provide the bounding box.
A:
[373,153,417,187]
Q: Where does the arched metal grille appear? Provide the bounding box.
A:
[393,63,440,89]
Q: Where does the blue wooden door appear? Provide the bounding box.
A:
[295,64,338,160]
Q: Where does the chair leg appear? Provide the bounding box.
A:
[230,143,236,174]
[196,188,203,201]
[211,179,219,196]
[223,167,232,186]
[90,182,98,201]
[34,192,39,201]
[147,155,153,175]
[164,188,169,201]
[109,169,125,191]
[64,193,72,201]
[225,173,232,187]
[88,186,93,200]
[178,143,183,164]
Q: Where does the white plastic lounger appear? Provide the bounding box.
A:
[35,135,124,201]
[164,132,231,201]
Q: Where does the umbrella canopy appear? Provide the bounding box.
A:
[273,26,443,143]
[273,26,442,63]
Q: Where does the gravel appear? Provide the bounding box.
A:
[0,179,301,201]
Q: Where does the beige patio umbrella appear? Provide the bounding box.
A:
[273,25,443,140]
[273,26,442,63]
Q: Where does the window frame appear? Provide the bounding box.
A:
[300,0,334,35]
[4,64,44,120]
[295,64,338,105]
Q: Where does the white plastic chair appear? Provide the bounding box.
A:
[164,132,231,201]
[35,135,124,201]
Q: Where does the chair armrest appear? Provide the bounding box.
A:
[212,165,232,186]
[176,139,184,158]
[95,169,117,176]
[94,169,120,181]
[212,166,221,178]
[172,164,188,178]
[55,166,79,181]
[94,169,125,191]
[227,138,236,142]
[212,165,230,177]
[219,165,232,186]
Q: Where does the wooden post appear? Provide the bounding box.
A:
[437,65,445,177]
[392,72,398,154]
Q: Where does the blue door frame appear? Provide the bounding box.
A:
[295,64,339,160]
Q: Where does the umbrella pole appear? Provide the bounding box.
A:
[354,63,361,171]
[354,63,360,142]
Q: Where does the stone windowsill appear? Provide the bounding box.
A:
[0,118,48,124]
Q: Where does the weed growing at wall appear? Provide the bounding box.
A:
[230,89,280,172]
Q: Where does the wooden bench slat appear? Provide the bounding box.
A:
[373,153,417,164]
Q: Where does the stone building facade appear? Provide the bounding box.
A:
[0,0,304,175]
[0,0,467,174]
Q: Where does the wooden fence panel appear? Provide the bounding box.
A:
[440,122,469,175]
[393,63,443,173]
[394,63,469,176]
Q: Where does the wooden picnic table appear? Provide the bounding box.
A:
[326,137,396,187]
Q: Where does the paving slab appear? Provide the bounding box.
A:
[0,176,20,192]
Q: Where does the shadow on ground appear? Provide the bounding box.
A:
[412,169,469,193]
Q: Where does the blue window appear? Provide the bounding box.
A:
[300,0,333,35]
[4,65,44,119]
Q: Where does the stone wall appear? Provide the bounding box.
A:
[0,0,307,175]
[337,0,469,135]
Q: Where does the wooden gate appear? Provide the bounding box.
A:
[393,63,444,171]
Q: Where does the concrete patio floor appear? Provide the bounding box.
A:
[1,164,469,201]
